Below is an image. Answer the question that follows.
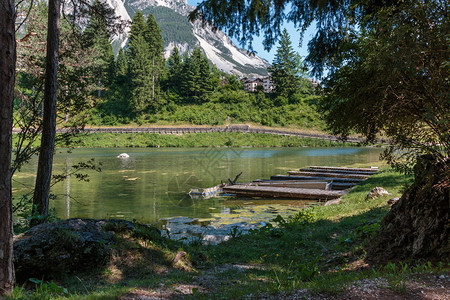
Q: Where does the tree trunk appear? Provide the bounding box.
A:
[32,0,61,224]
[368,156,450,264]
[0,0,16,293]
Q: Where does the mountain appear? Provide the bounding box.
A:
[108,0,270,76]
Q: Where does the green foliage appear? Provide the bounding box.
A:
[18,205,60,227]
[320,0,449,171]
[9,279,71,300]
[73,132,352,148]
[180,46,218,102]
[96,12,321,129]
[14,0,103,174]
[269,29,311,98]
[126,10,165,114]
[189,0,404,77]
[83,0,115,89]
[286,209,316,226]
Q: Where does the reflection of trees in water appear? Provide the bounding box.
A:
[167,175,202,208]
[65,158,70,219]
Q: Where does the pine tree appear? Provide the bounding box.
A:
[268,29,308,98]
[107,48,132,116]
[84,0,115,95]
[128,10,152,114]
[181,46,213,102]
[167,46,182,93]
[114,48,129,87]
[145,13,164,110]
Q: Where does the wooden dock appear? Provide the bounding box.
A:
[251,181,330,190]
[222,185,347,200]
[270,175,365,183]
[203,166,378,200]
[299,168,377,175]
[287,171,370,180]
[304,166,378,173]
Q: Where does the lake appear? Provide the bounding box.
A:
[13,147,383,227]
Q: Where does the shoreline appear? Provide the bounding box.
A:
[68,131,366,148]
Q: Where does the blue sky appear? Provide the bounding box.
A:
[186,0,315,63]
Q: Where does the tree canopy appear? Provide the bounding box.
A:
[191,0,449,168]
[189,0,403,77]
[320,0,449,169]
[269,29,309,98]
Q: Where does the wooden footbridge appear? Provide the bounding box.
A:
[222,166,378,201]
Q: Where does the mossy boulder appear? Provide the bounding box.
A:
[14,218,161,282]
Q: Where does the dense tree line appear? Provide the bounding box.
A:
[97,10,315,125]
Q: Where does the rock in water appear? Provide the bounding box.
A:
[366,187,391,200]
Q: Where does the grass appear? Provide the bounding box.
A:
[71,132,357,148]
[7,168,449,299]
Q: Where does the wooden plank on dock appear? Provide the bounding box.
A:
[329,182,356,190]
[252,181,329,190]
[307,166,378,173]
[223,185,346,200]
[271,175,365,183]
[300,168,377,176]
[288,171,369,180]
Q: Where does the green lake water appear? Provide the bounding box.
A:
[13,147,383,228]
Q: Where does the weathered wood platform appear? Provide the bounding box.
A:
[222,185,347,200]
[287,171,370,180]
[252,181,330,190]
[299,168,377,175]
[328,182,357,190]
[305,166,378,173]
[252,180,356,191]
[271,175,365,183]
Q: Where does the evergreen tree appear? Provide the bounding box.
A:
[145,13,165,110]
[128,10,152,114]
[126,10,165,114]
[106,48,132,117]
[167,46,183,93]
[115,48,129,80]
[84,0,115,95]
[268,29,308,98]
[181,46,213,102]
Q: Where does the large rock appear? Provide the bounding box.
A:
[366,187,391,200]
[368,156,449,263]
[14,218,161,282]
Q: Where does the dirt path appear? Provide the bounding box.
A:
[120,267,449,299]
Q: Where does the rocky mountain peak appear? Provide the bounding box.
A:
[109,0,269,76]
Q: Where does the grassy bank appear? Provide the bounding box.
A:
[72,132,357,148]
[8,168,449,299]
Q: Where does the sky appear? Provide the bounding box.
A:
[186,0,316,64]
